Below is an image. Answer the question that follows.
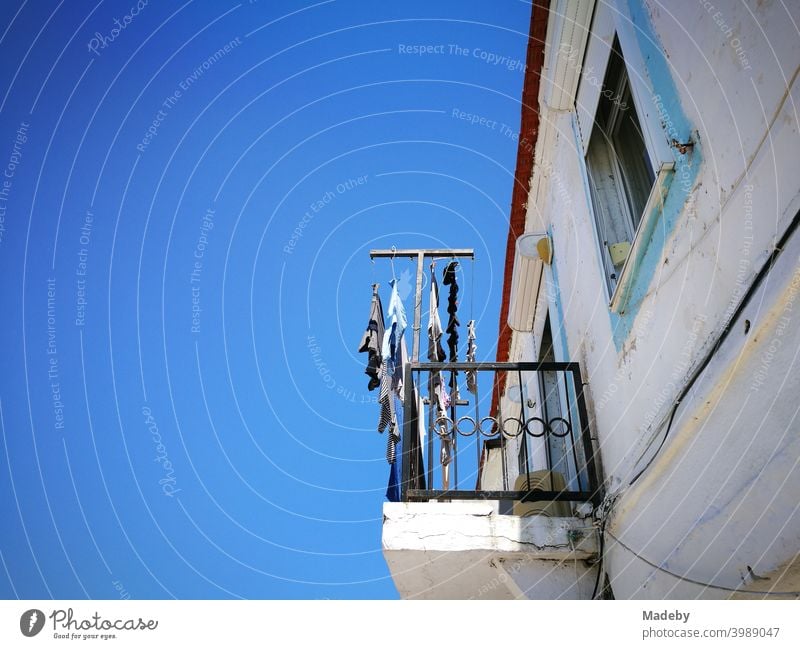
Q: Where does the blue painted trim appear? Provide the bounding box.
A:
[547,226,571,363]
[613,168,675,311]
[604,0,702,349]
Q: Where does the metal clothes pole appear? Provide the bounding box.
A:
[369,248,474,363]
[412,251,424,363]
[401,363,413,501]
[369,248,475,500]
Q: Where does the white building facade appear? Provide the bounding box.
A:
[383,0,800,599]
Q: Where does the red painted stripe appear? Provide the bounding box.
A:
[491,0,550,416]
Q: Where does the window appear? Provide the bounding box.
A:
[586,36,656,295]
[517,315,567,478]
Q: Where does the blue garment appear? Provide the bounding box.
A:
[386,461,400,502]
[381,278,407,364]
[378,281,407,435]
[382,279,416,502]
[386,393,404,502]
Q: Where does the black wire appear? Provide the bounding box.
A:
[590,516,606,600]
[628,404,678,486]
[627,205,800,488]
[606,529,800,596]
[590,208,800,600]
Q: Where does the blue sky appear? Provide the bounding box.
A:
[0,0,531,599]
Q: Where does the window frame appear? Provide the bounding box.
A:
[585,52,648,294]
[575,1,676,310]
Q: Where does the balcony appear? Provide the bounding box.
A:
[398,361,601,504]
[384,361,603,599]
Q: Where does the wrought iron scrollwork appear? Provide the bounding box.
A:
[429,414,572,439]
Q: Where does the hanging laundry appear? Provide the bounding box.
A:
[442,261,460,362]
[426,378,447,411]
[426,262,449,483]
[440,433,453,490]
[382,367,400,502]
[357,285,385,391]
[377,343,403,434]
[386,411,401,502]
[427,267,446,363]
[386,420,400,465]
[466,319,478,394]
[386,459,400,502]
[395,335,409,402]
[381,277,424,498]
[442,261,461,407]
[433,394,453,490]
[378,278,407,434]
[385,344,404,503]
[377,370,393,433]
[387,378,426,502]
[448,361,461,404]
[382,278,408,363]
[357,267,426,502]
[427,264,448,410]
[440,261,461,490]
[384,336,407,493]
[407,387,426,491]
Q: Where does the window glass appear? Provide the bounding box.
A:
[586,36,656,290]
[612,82,654,229]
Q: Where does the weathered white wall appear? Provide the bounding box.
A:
[383,502,598,599]
[516,0,800,597]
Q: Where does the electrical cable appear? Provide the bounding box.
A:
[627,205,800,488]
[594,207,800,598]
[606,529,800,596]
[590,516,607,599]
[628,403,678,486]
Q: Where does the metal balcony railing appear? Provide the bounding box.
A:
[399,361,601,507]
